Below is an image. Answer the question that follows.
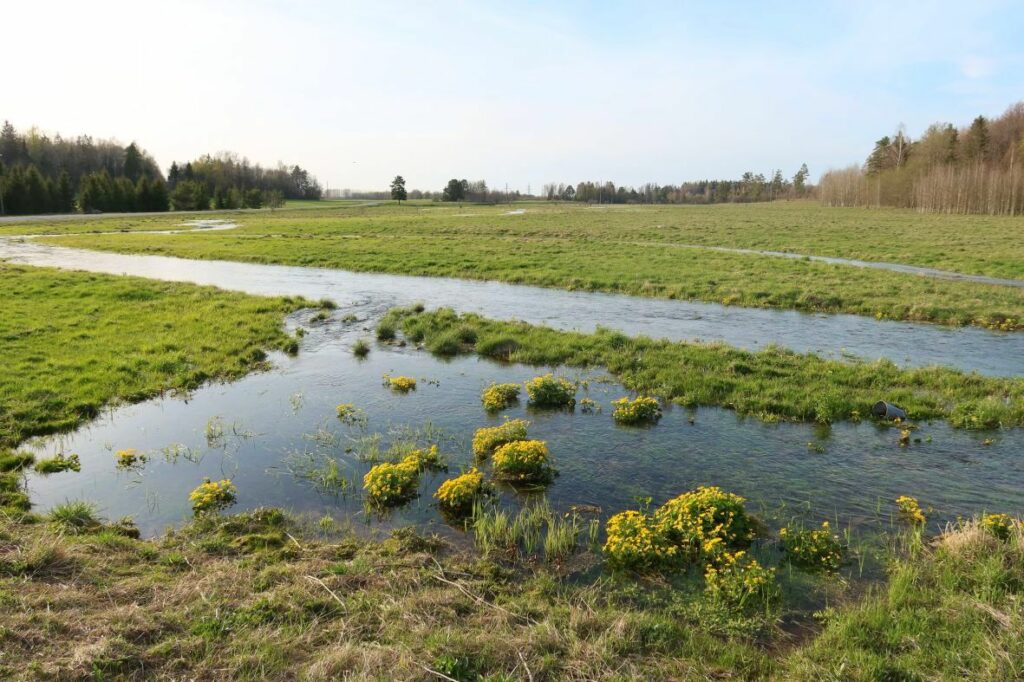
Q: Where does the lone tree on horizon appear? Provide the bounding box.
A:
[390,175,407,204]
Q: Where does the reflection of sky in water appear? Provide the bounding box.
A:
[22,315,1024,539]
[2,238,1022,376]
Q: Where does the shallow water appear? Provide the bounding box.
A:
[1,239,1021,376]
[22,315,1024,539]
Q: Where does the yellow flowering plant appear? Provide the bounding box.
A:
[383,374,417,392]
[611,396,662,425]
[481,383,521,412]
[896,495,926,525]
[363,456,421,507]
[778,521,844,572]
[980,512,1017,541]
[703,551,779,609]
[115,448,145,469]
[603,510,671,570]
[472,419,529,458]
[189,478,237,515]
[652,486,756,563]
[434,468,485,515]
[524,373,576,408]
[335,403,367,426]
[492,439,553,483]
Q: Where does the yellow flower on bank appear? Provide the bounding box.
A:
[896,496,926,525]
[189,478,237,515]
[434,468,485,514]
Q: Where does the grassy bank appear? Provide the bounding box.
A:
[386,307,1024,428]
[0,264,310,449]
[23,201,1024,330]
[1,506,1020,680]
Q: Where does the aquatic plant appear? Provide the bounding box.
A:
[980,512,1017,541]
[492,439,553,483]
[703,551,779,609]
[578,397,601,413]
[33,453,81,474]
[433,468,485,515]
[896,495,926,525]
[481,382,521,411]
[603,510,665,570]
[652,486,756,563]
[471,498,582,563]
[352,338,371,357]
[611,395,662,425]
[524,373,576,408]
[778,521,845,572]
[335,403,367,426]
[115,448,145,469]
[384,374,417,392]
[362,457,420,507]
[0,451,35,473]
[404,444,443,470]
[189,479,238,515]
[471,418,529,458]
[376,320,397,341]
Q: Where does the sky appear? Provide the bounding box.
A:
[6,0,1024,192]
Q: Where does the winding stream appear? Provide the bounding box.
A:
[1,238,1021,376]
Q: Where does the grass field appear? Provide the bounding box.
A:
[22,201,1024,330]
[0,264,310,449]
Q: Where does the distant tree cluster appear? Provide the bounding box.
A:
[165,152,320,211]
[540,167,811,205]
[819,101,1024,215]
[0,122,167,215]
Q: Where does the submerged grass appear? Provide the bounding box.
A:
[393,307,1024,428]
[33,201,1024,329]
[0,264,308,449]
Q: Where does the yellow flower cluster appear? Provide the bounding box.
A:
[603,510,674,569]
[652,486,755,562]
[611,396,662,425]
[481,383,521,411]
[703,550,778,608]
[524,373,576,408]
[603,486,756,571]
[115,448,145,469]
[406,444,442,470]
[335,403,366,426]
[492,439,552,483]
[981,512,1018,541]
[189,478,237,515]
[779,521,844,572]
[896,495,926,525]
[363,456,421,507]
[472,419,529,458]
[384,375,417,392]
[434,468,485,514]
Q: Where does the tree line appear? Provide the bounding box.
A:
[819,101,1024,215]
[0,121,324,215]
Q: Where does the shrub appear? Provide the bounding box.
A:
[896,495,926,525]
[492,439,553,483]
[472,419,529,458]
[352,339,371,357]
[980,512,1017,541]
[703,551,779,609]
[778,521,844,572]
[434,468,485,514]
[0,451,35,473]
[652,486,756,563]
[481,383,521,411]
[189,479,237,515]
[525,373,576,408]
[603,510,667,570]
[611,396,662,425]
[34,453,81,474]
[363,457,420,507]
[115,448,145,469]
[384,375,417,392]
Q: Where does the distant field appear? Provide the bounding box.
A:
[18,201,1024,329]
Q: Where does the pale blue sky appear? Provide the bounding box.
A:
[7,1,1024,191]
